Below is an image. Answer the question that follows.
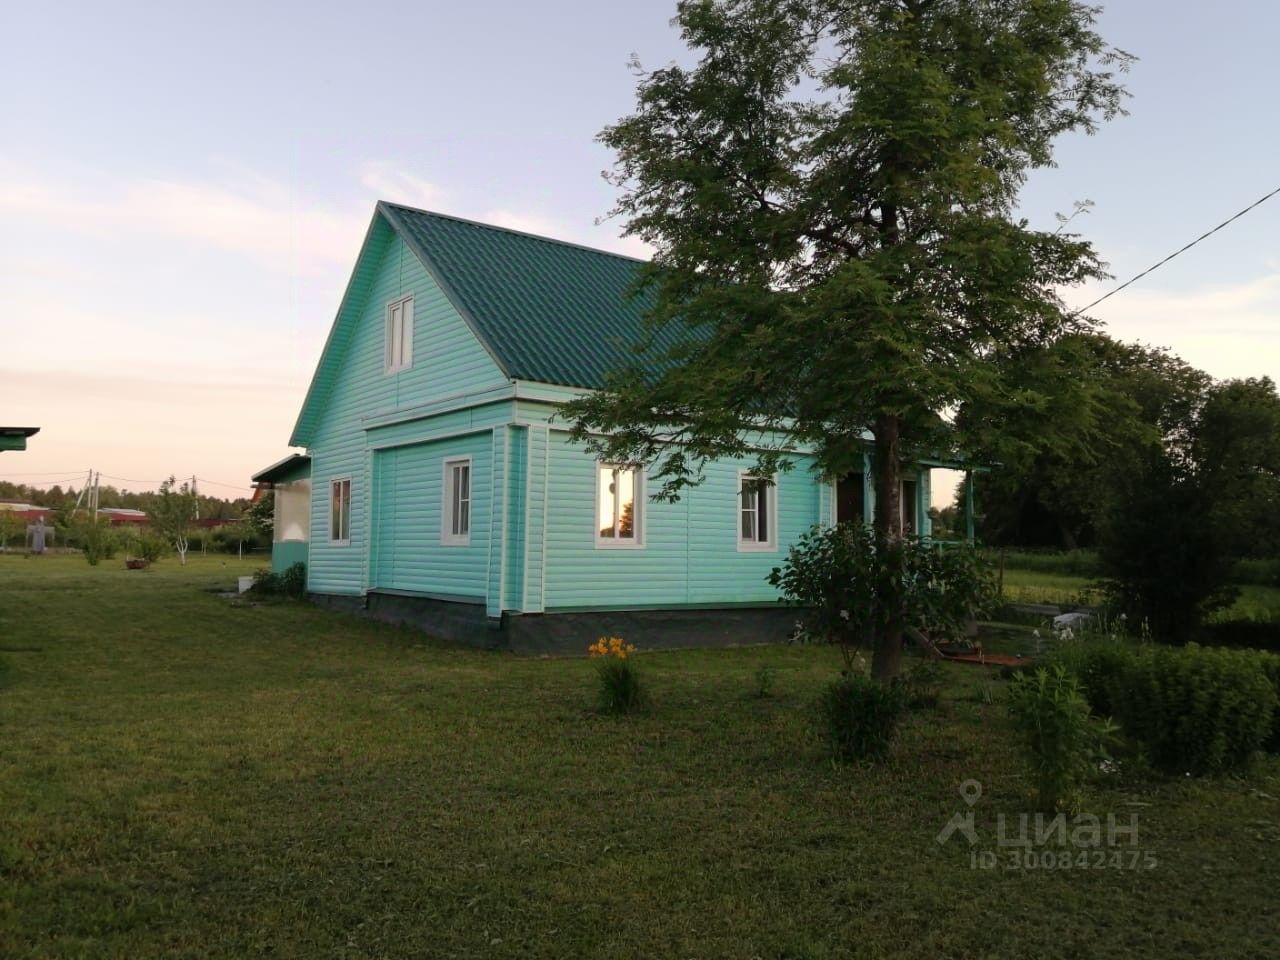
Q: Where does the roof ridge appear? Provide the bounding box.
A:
[377,201,651,266]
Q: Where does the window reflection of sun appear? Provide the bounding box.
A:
[598,465,636,539]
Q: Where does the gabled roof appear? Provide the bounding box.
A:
[381,202,679,388]
[290,203,682,447]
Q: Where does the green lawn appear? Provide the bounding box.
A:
[2,554,1278,958]
[1000,567,1280,623]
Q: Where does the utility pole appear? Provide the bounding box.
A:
[73,468,92,512]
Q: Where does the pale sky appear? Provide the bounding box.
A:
[1,1,1276,503]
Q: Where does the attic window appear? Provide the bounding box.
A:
[385,294,414,374]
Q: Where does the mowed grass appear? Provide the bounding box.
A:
[2,555,1278,959]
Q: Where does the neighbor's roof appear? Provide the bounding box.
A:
[251,453,311,486]
[290,204,687,447]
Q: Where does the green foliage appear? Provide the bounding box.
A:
[147,477,198,565]
[565,0,1129,679]
[0,510,21,550]
[964,336,1210,549]
[1254,654,1280,753]
[78,520,117,566]
[1107,646,1276,775]
[1097,450,1238,645]
[249,562,307,599]
[1232,558,1280,588]
[1007,666,1113,813]
[767,524,997,670]
[819,672,907,763]
[595,659,645,715]
[1043,639,1137,719]
[136,530,169,563]
[245,492,274,538]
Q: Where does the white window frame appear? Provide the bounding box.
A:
[442,456,472,546]
[384,294,414,374]
[737,471,778,552]
[329,477,352,545]
[594,462,644,549]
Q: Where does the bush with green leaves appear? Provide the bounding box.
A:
[819,672,907,763]
[249,562,307,599]
[79,521,117,566]
[1246,652,1280,754]
[1108,645,1275,775]
[1043,639,1136,719]
[136,530,168,563]
[768,524,997,673]
[1007,665,1114,813]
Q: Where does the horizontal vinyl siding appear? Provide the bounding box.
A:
[541,431,824,610]
[371,433,492,599]
[306,231,509,596]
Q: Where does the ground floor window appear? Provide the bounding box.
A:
[597,463,642,546]
[329,477,351,543]
[738,473,776,550]
[443,457,471,545]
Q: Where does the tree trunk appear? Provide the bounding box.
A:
[870,413,905,683]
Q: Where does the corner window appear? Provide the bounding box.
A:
[384,294,414,374]
[442,457,471,546]
[596,463,642,547]
[738,473,777,551]
[329,478,351,544]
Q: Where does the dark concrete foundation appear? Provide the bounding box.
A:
[308,591,800,656]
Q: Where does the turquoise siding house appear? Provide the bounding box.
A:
[266,203,941,650]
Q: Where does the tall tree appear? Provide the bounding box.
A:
[960,334,1211,548]
[567,0,1131,680]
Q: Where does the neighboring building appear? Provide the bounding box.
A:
[251,454,311,573]
[0,427,39,452]
[261,202,962,652]
[98,507,149,526]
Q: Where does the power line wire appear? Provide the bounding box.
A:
[1072,184,1280,317]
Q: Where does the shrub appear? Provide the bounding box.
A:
[1254,653,1280,753]
[588,637,644,714]
[1043,639,1136,718]
[1108,646,1276,775]
[79,521,117,566]
[819,672,907,762]
[1007,666,1113,813]
[768,524,997,671]
[136,530,168,563]
[249,562,307,599]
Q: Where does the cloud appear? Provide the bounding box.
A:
[1069,273,1280,382]
[359,162,445,209]
[0,166,363,273]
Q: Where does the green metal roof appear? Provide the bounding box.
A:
[380,202,680,389]
[290,204,688,447]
